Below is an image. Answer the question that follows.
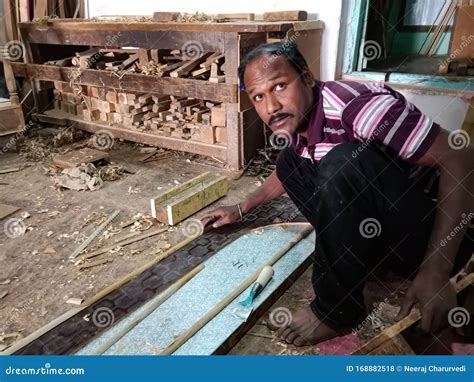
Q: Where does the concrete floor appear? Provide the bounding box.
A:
[0,132,261,349]
[1,129,470,355]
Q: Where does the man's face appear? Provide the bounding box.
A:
[243,55,315,136]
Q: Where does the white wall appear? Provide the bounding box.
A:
[86,0,342,81]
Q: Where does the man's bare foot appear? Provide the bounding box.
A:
[268,306,342,346]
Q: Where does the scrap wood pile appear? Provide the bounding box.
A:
[45,47,226,82]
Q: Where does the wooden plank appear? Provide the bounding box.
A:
[152,12,180,22]
[367,334,416,355]
[11,63,238,103]
[18,20,318,35]
[263,10,308,21]
[150,172,228,225]
[449,5,474,59]
[163,176,228,225]
[352,273,474,355]
[151,172,213,210]
[0,203,20,220]
[21,28,227,52]
[34,0,48,18]
[52,148,110,169]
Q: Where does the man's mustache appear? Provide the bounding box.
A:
[269,113,293,126]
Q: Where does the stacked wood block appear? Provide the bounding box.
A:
[53,81,84,116]
[76,86,227,145]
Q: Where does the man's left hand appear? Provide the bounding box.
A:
[396,271,457,332]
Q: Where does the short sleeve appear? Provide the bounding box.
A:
[341,92,440,161]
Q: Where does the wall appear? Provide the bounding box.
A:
[86,0,342,81]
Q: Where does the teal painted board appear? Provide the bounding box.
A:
[77,224,315,355]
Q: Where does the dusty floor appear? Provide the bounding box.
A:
[1,127,470,355]
[0,126,261,349]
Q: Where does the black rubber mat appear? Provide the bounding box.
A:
[15,197,305,354]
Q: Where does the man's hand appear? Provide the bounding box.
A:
[201,205,241,228]
[396,271,457,332]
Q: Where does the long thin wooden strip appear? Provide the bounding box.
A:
[70,210,120,258]
[92,264,205,354]
[352,272,474,355]
[160,223,314,355]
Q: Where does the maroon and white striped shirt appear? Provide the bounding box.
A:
[293,80,440,163]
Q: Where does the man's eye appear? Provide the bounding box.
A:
[254,95,263,102]
[275,83,286,91]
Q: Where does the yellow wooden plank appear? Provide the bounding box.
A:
[150,171,213,216]
[168,176,229,225]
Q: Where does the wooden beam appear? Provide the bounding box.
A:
[11,63,238,103]
[150,172,229,225]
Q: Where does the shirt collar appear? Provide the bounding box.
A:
[293,81,325,149]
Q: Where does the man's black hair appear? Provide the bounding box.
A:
[237,42,309,87]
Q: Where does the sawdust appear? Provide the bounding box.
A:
[176,12,218,23]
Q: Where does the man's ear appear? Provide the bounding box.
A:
[301,67,315,87]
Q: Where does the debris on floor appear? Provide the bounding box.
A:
[54,163,103,191]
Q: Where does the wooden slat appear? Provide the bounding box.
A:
[11,63,238,103]
[151,174,229,225]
